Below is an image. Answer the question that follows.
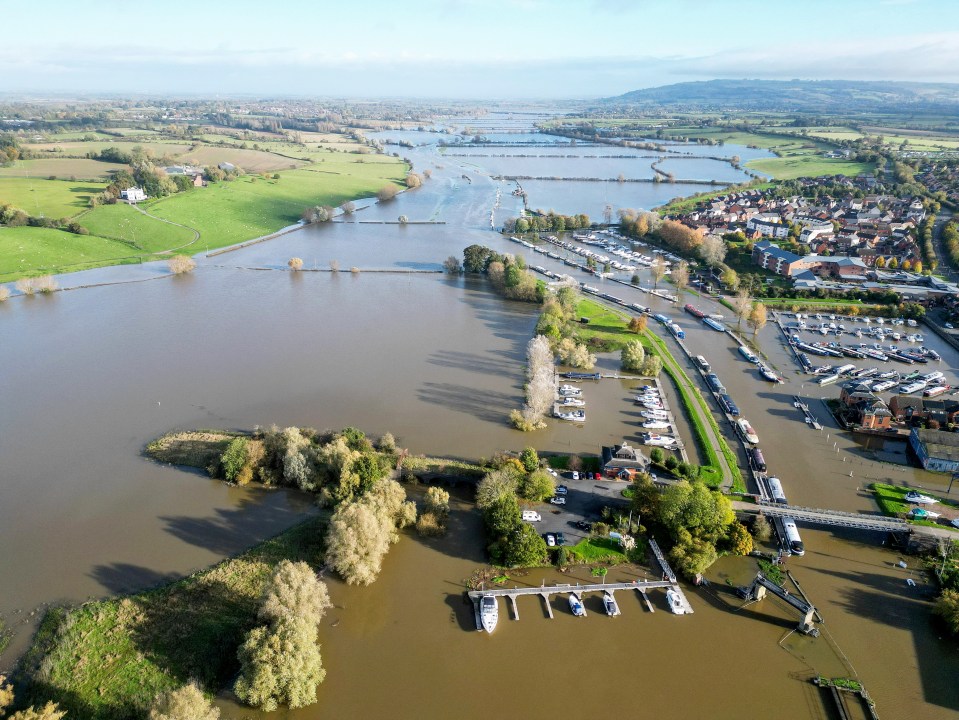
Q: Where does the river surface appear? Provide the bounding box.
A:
[1,113,958,719]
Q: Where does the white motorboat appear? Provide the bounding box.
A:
[556,409,586,422]
[569,594,586,617]
[560,396,586,407]
[642,434,677,447]
[666,589,689,615]
[641,410,668,420]
[905,490,937,505]
[603,592,621,617]
[480,594,498,633]
[643,420,670,429]
[559,384,582,397]
[758,365,780,383]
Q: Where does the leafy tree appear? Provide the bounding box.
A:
[621,340,646,372]
[258,560,332,627]
[628,315,648,333]
[150,681,220,720]
[724,521,753,556]
[443,255,462,274]
[668,528,718,579]
[168,255,196,274]
[748,302,768,338]
[288,257,304,271]
[733,289,752,330]
[650,256,667,288]
[325,502,391,585]
[220,437,249,482]
[935,589,959,634]
[518,469,555,502]
[484,492,522,540]
[476,468,520,509]
[519,447,539,473]
[352,453,384,495]
[234,619,324,711]
[672,260,690,296]
[463,244,494,273]
[424,486,450,516]
[639,354,662,377]
[0,676,13,715]
[752,513,772,542]
[658,480,734,543]
[503,522,548,567]
[649,448,665,465]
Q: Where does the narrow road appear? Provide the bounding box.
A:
[129,202,202,253]
[932,210,957,280]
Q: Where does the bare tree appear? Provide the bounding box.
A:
[288,257,304,271]
[405,172,423,188]
[443,255,462,274]
[168,256,196,275]
[0,286,9,302]
[672,260,690,296]
[377,185,400,201]
[650,256,667,288]
[15,278,35,296]
[340,201,356,215]
[698,234,727,267]
[733,289,752,330]
[398,215,409,224]
[329,259,340,272]
[512,335,557,430]
[150,682,219,720]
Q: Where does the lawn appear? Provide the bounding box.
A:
[147,162,406,251]
[573,297,635,349]
[0,226,146,282]
[746,156,874,181]
[19,517,326,720]
[0,177,106,218]
[0,158,125,181]
[568,537,627,563]
[870,482,959,531]
[79,203,197,254]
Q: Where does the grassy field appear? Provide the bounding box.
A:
[0,177,106,218]
[24,141,193,159]
[19,518,326,719]
[870,482,959,531]
[0,158,123,181]
[79,204,197,253]
[573,297,637,350]
[746,156,874,181]
[176,145,306,173]
[147,161,406,251]
[568,537,627,563]
[0,226,146,282]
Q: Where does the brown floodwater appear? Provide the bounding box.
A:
[2,124,959,719]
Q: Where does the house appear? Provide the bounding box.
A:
[192,174,204,188]
[839,381,876,407]
[120,187,147,203]
[747,218,790,239]
[601,442,650,480]
[860,399,893,430]
[910,428,959,473]
[889,396,959,424]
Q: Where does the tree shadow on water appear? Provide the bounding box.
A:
[417,382,517,424]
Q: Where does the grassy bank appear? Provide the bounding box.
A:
[870,483,959,531]
[18,518,326,719]
[568,537,628,563]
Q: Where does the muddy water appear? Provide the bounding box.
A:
[2,118,959,719]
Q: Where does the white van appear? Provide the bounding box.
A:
[522,510,542,522]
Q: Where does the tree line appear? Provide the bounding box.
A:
[461,244,546,303]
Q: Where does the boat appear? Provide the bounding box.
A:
[562,372,601,380]
[758,365,780,383]
[702,317,725,332]
[603,591,621,617]
[736,418,759,444]
[905,490,937,504]
[666,589,689,615]
[569,594,586,617]
[739,346,760,363]
[480,594,498,633]
[923,385,950,398]
[641,410,669,420]
[642,433,677,447]
[560,396,586,406]
[910,507,941,520]
[556,409,586,422]
[558,384,582,397]
[643,420,670,429]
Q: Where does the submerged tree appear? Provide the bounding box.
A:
[168,255,196,275]
[150,682,220,720]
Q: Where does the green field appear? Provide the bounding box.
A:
[746,156,874,181]
[24,140,193,159]
[147,161,406,250]
[0,158,121,181]
[0,226,146,281]
[0,177,106,218]
[79,203,196,253]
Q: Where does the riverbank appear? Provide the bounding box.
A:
[16,517,326,719]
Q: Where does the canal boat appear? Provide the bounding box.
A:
[924,385,950,398]
[736,418,759,444]
[603,591,621,617]
[766,477,788,505]
[739,346,760,363]
[694,355,711,372]
[666,589,689,615]
[782,518,805,556]
[562,372,601,380]
[480,594,498,633]
[703,317,725,332]
[569,594,586,617]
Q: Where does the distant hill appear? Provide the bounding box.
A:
[604,80,959,113]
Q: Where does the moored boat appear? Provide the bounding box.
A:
[666,589,689,615]
[603,591,621,617]
[480,594,498,633]
[569,594,586,617]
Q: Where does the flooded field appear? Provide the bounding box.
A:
[1,114,958,719]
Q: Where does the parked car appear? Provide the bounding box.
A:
[570,471,580,480]
[555,485,568,495]
[946,322,955,330]
[574,520,592,531]
[549,496,567,505]
[544,533,556,547]
[522,510,542,522]
[555,532,566,545]
[547,468,558,477]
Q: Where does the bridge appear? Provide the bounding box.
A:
[734,501,912,534]
[743,572,819,636]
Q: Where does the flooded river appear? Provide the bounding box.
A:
[2,114,958,719]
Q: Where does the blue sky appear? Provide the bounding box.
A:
[3,0,958,98]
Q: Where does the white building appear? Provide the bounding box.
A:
[120,187,147,203]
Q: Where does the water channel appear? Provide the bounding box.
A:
[1,115,958,718]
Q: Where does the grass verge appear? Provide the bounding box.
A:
[18,517,326,720]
